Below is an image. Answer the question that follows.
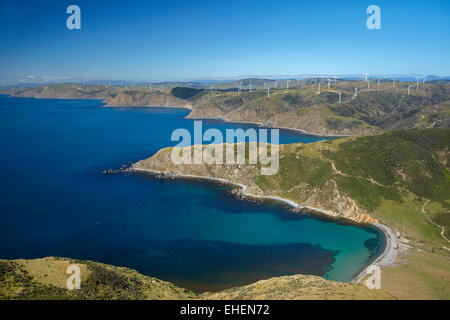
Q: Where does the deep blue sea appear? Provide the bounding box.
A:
[0,95,383,292]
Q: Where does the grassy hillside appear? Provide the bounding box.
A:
[321,128,449,210]
[188,81,450,135]
[134,128,450,299]
[0,257,194,300]
[0,257,393,300]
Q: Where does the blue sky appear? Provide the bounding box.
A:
[0,0,449,82]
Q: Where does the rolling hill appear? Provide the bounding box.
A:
[133,128,450,299]
[3,80,449,136]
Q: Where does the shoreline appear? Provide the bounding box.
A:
[106,103,193,110]
[129,167,398,284]
[1,93,343,138]
[185,115,349,138]
[2,93,397,283]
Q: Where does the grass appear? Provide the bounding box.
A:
[380,249,450,300]
[0,257,392,300]
[137,127,449,299]
[0,257,196,300]
[322,128,450,208]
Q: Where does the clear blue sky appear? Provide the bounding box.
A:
[0,0,449,82]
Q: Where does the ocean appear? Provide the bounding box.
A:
[0,95,383,292]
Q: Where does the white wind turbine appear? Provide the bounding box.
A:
[286,80,290,92]
[408,85,412,95]
[377,74,382,86]
[264,83,270,97]
[338,92,342,104]
[317,82,321,95]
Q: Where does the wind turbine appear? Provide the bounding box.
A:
[408,85,412,95]
[338,92,342,104]
[249,80,252,92]
[286,80,290,92]
[264,83,270,97]
[317,82,321,95]
[328,79,331,89]
[415,78,420,91]
[355,87,358,97]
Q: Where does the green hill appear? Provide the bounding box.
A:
[0,257,394,300]
[133,128,450,299]
[187,81,450,135]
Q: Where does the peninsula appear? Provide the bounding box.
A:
[132,128,450,299]
[3,79,449,136]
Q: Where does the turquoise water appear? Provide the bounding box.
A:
[0,95,382,292]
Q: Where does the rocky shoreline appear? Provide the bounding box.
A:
[128,167,399,284]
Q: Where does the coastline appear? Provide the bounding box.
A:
[351,222,399,284]
[185,115,348,138]
[1,93,343,138]
[129,167,398,283]
[106,103,193,110]
[2,93,398,284]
